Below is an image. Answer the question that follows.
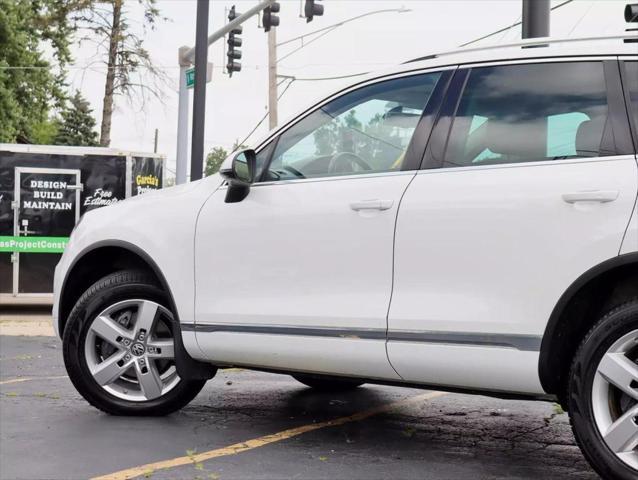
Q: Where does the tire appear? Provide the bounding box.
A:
[62,270,207,416]
[292,374,364,392]
[568,299,638,480]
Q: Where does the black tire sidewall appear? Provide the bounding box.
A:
[569,301,638,480]
[63,270,205,416]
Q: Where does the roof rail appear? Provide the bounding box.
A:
[405,33,638,64]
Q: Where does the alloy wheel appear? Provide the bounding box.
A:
[591,329,638,470]
[84,299,180,402]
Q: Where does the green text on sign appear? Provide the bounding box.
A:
[0,236,69,253]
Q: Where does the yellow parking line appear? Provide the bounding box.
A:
[0,375,68,386]
[92,390,446,480]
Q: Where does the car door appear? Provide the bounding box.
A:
[619,59,638,255]
[194,69,451,378]
[387,59,638,394]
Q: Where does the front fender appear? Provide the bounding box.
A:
[53,176,223,338]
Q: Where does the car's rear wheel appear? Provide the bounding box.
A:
[63,270,207,416]
[569,300,638,480]
[292,374,364,392]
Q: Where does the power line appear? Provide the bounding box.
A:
[236,0,583,149]
[237,77,296,148]
[459,0,574,48]
[276,0,578,83]
[567,1,593,37]
[277,26,340,64]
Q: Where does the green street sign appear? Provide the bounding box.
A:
[185,63,212,89]
[186,68,195,89]
[0,236,69,253]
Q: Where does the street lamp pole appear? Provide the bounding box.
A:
[522,0,550,39]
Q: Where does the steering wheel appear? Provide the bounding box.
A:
[328,152,372,174]
[282,165,305,178]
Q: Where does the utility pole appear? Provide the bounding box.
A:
[153,128,159,153]
[522,0,550,39]
[190,0,210,182]
[268,28,278,130]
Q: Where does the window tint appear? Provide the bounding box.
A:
[444,62,612,168]
[254,141,274,181]
[264,73,441,181]
[625,62,638,136]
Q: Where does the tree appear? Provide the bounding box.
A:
[30,117,59,144]
[0,0,78,143]
[54,90,99,146]
[205,147,228,177]
[204,141,247,177]
[76,0,166,146]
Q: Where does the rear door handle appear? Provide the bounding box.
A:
[562,190,619,204]
[350,199,394,211]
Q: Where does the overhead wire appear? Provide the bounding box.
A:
[236,76,296,147]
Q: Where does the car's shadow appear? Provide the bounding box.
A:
[170,373,597,479]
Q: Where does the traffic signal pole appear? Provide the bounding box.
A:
[190,0,210,182]
[522,0,550,39]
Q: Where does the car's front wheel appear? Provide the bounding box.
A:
[63,270,207,416]
[569,300,638,480]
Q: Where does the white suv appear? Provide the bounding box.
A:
[54,36,638,479]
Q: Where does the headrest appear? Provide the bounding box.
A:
[575,119,603,157]
[485,120,546,158]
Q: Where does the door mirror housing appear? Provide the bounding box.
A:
[220,149,257,203]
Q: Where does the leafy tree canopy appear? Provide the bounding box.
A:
[0,0,79,143]
[54,90,99,146]
[205,141,247,177]
[205,147,228,177]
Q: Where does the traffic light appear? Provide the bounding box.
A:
[227,6,242,76]
[263,2,280,32]
[304,0,323,23]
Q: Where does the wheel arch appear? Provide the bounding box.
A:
[57,240,178,336]
[539,252,638,398]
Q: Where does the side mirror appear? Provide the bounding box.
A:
[220,149,256,203]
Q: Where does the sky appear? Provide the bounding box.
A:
[66,0,632,179]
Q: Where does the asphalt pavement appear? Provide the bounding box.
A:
[0,326,598,480]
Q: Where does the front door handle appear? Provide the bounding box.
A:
[350,199,394,211]
[562,190,619,204]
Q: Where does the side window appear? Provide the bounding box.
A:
[263,73,442,181]
[624,61,638,138]
[444,62,613,168]
[254,141,274,181]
